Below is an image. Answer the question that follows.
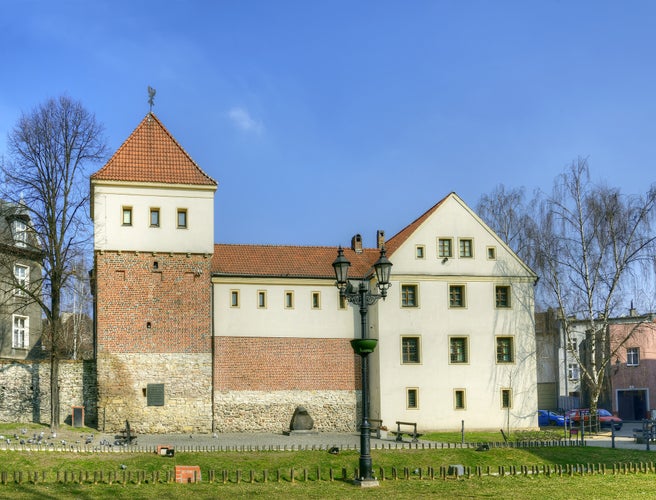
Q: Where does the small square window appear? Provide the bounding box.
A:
[257,290,267,309]
[311,292,321,309]
[627,347,640,366]
[177,209,187,228]
[496,336,514,363]
[459,238,473,258]
[487,247,496,260]
[407,388,419,409]
[284,291,294,309]
[568,363,580,380]
[449,337,468,363]
[401,284,418,307]
[449,285,466,308]
[454,389,466,410]
[501,388,512,409]
[150,208,160,227]
[122,207,132,226]
[401,336,420,364]
[230,290,240,308]
[495,285,511,308]
[438,238,453,258]
[415,245,425,259]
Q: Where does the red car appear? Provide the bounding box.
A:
[565,408,622,430]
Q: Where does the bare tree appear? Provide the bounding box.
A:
[532,159,656,417]
[2,96,106,429]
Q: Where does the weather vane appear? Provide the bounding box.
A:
[148,86,156,113]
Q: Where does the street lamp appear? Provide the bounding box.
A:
[332,245,392,487]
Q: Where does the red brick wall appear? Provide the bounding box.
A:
[95,251,212,353]
[214,336,361,391]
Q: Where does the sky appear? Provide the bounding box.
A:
[1,1,656,247]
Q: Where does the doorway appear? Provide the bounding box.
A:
[617,389,648,420]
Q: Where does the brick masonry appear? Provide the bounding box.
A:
[213,336,361,432]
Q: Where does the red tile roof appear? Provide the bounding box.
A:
[91,113,217,186]
[212,244,380,279]
[385,193,451,255]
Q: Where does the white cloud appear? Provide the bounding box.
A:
[227,107,263,134]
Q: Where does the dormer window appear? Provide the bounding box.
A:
[12,220,27,248]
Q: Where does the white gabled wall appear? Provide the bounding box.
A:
[370,194,538,431]
[92,182,215,254]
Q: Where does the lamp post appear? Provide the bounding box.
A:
[332,245,392,487]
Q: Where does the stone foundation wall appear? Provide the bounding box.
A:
[97,352,212,433]
[213,390,360,433]
[0,359,97,426]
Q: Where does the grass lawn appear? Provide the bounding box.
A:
[0,438,655,499]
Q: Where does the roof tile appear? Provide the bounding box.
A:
[91,113,217,186]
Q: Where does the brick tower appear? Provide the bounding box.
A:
[90,113,217,432]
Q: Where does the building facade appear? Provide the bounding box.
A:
[0,201,43,359]
[91,113,539,433]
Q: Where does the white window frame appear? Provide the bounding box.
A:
[12,314,29,349]
[568,363,580,380]
[284,291,294,309]
[122,206,133,226]
[438,238,453,258]
[257,290,267,309]
[401,335,421,364]
[12,220,27,247]
[458,238,474,258]
[401,283,418,308]
[230,290,240,308]
[311,291,321,309]
[415,245,425,260]
[177,208,188,229]
[14,264,29,296]
[627,347,640,367]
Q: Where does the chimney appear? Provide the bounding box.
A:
[377,230,385,250]
[630,300,637,317]
[351,234,363,254]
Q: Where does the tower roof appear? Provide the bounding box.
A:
[91,113,217,186]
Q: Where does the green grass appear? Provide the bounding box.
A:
[0,444,655,498]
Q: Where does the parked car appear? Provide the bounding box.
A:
[565,408,623,430]
[538,410,568,427]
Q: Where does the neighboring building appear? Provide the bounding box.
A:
[91,113,539,433]
[0,201,43,359]
[535,310,560,410]
[610,313,656,420]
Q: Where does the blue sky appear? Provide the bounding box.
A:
[2,1,655,247]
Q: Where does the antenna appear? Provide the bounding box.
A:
[147,86,156,113]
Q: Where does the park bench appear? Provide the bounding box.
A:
[369,419,384,438]
[119,420,138,445]
[394,421,422,442]
[633,420,656,443]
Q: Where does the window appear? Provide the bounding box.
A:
[496,336,514,363]
[177,209,187,228]
[459,238,473,258]
[12,220,27,247]
[401,336,421,364]
[495,285,511,308]
[487,246,496,260]
[401,284,418,307]
[12,315,28,349]
[14,264,28,296]
[627,347,640,367]
[406,388,419,409]
[449,285,466,308]
[230,290,240,308]
[150,208,160,227]
[568,363,580,380]
[567,339,578,353]
[311,292,321,309]
[438,238,453,258]
[454,389,466,410]
[122,207,132,226]
[415,245,425,259]
[284,291,294,309]
[501,388,512,409]
[257,290,267,309]
[146,383,165,406]
[449,337,468,363]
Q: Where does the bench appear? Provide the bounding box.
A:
[369,419,384,439]
[119,420,138,445]
[633,424,656,443]
[394,421,422,442]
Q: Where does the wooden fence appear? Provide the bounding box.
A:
[1,461,656,485]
